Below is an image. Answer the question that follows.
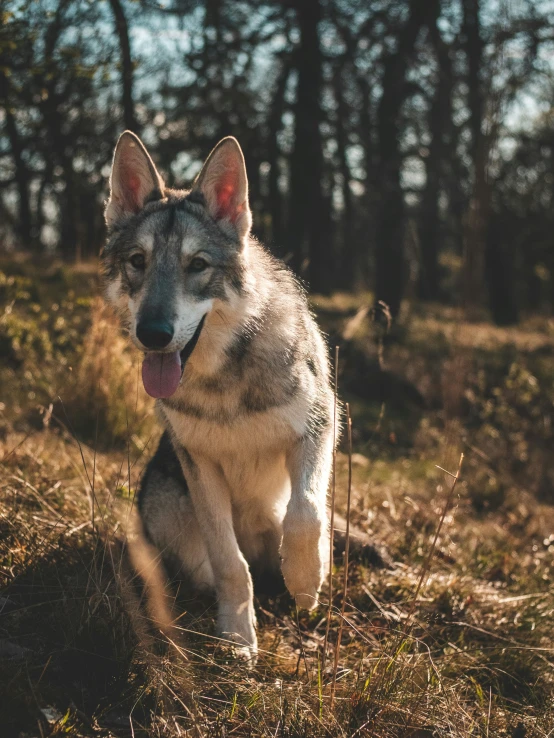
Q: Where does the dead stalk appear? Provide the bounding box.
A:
[57,395,99,531]
[330,404,353,706]
[407,452,464,623]
[368,452,464,705]
[322,345,339,673]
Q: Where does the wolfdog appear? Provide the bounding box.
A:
[102,132,335,660]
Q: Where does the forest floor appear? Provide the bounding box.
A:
[1,257,554,737]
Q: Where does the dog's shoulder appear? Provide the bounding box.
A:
[159,243,333,453]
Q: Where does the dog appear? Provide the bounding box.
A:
[102,132,335,661]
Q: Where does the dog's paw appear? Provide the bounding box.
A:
[292,590,319,610]
[281,566,321,610]
[231,643,258,665]
[280,533,324,611]
[217,604,258,665]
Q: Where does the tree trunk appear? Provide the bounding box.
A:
[288,0,330,292]
[418,2,453,302]
[334,64,355,289]
[375,0,436,317]
[0,71,35,249]
[462,0,488,318]
[41,90,80,260]
[486,220,518,325]
[358,76,376,286]
[42,0,80,259]
[108,0,138,133]
[267,60,290,257]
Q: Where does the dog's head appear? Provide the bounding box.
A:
[102,132,252,399]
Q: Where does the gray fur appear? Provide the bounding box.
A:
[102,133,335,662]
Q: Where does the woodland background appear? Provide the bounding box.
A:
[2,1,554,736]
[2,0,554,322]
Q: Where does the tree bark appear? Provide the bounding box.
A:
[334,64,355,289]
[358,76,377,287]
[40,0,81,259]
[267,60,290,257]
[418,1,453,301]
[108,0,138,133]
[486,220,518,325]
[375,0,436,317]
[0,74,35,249]
[462,0,488,318]
[288,0,330,292]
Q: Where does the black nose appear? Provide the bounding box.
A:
[136,320,174,349]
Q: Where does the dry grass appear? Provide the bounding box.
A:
[1,261,554,737]
[2,428,552,737]
[59,297,156,450]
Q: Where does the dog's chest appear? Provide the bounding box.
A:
[161,397,303,457]
[159,356,312,503]
[161,367,311,454]
[161,399,295,505]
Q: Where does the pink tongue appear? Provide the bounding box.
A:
[142,351,182,399]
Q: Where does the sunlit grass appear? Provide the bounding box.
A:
[0,260,553,736]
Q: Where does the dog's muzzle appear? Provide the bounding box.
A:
[141,315,206,399]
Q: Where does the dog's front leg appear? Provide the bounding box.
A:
[176,448,257,661]
[281,432,333,610]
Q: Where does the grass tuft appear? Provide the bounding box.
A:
[60,297,155,449]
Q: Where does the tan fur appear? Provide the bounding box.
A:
[103,133,335,662]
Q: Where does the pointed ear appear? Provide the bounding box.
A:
[105,131,165,229]
[192,137,252,241]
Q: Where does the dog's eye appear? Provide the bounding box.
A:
[129,253,146,270]
[188,257,209,273]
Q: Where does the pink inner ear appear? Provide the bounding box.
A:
[128,173,141,195]
[121,167,142,212]
[216,181,236,222]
